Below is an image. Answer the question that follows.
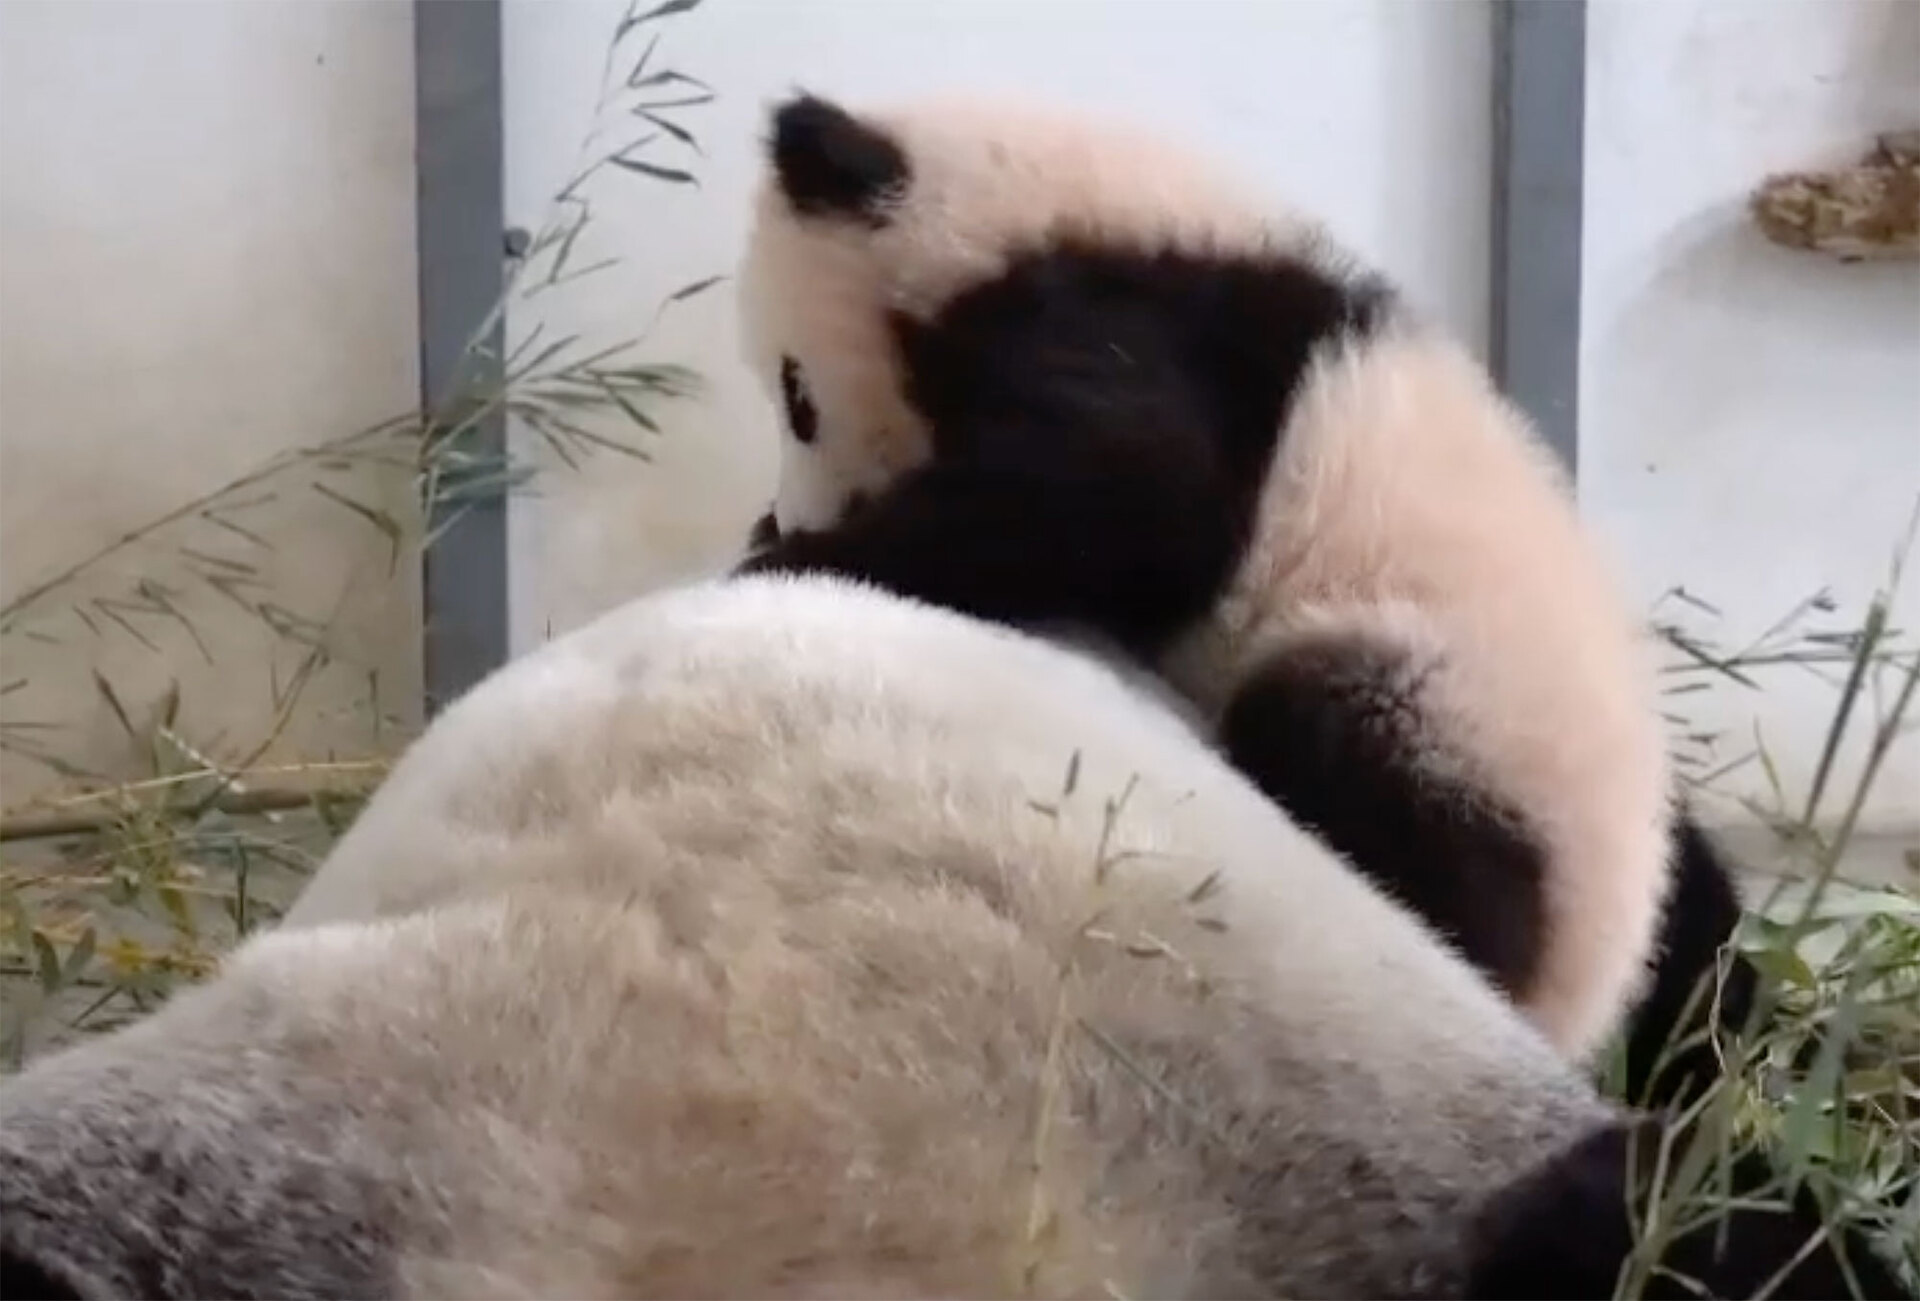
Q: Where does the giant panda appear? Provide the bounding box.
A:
[3,575,1891,1299]
[729,91,1756,1109]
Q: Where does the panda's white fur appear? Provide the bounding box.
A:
[734,93,1675,1063]
[2,575,1620,1300]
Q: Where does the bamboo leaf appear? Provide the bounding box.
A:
[155,884,197,939]
[630,68,712,94]
[591,375,662,435]
[62,927,96,984]
[633,92,716,112]
[91,600,160,653]
[637,109,701,153]
[617,0,702,41]
[310,482,403,573]
[1186,870,1224,905]
[91,670,139,741]
[608,156,698,185]
[667,274,725,303]
[33,931,61,994]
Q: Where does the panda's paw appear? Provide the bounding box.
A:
[1464,1118,1907,1300]
[1464,1121,1638,1299]
[731,546,786,578]
[732,527,835,579]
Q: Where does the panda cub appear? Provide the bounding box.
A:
[734,91,1752,1105]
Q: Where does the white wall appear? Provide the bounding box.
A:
[1581,0,1920,836]
[502,0,1495,647]
[0,0,421,802]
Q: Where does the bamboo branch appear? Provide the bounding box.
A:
[0,786,372,844]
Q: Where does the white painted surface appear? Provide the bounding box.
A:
[0,0,421,801]
[501,0,1495,649]
[1581,0,1920,835]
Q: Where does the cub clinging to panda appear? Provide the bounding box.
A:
[733,90,1755,1105]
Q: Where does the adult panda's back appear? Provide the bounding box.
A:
[282,574,1248,933]
[11,574,1609,1300]
[282,573,1564,1113]
[284,578,1607,1285]
[5,575,1902,1298]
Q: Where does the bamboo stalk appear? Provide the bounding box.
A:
[0,786,370,844]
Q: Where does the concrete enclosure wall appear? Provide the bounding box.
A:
[0,0,422,803]
[1581,0,1920,836]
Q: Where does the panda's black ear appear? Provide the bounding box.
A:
[769,93,909,226]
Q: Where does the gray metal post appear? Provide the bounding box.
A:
[413,0,509,715]
[1491,0,1587,473]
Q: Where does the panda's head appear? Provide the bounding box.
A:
[738,92,1315,538]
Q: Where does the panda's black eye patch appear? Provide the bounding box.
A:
[779,355,819,445]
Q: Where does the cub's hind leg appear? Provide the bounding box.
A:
[1217,631,1549,1002]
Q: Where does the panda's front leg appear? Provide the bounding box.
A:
[745,508,781,553]
[731,519,856,581]
[731,462,1047,617]
[732,454,1218,661]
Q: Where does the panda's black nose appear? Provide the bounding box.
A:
[749,510,780,549]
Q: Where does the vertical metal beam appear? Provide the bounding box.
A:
[1490,0,1587,473]
[413,0,507,715]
